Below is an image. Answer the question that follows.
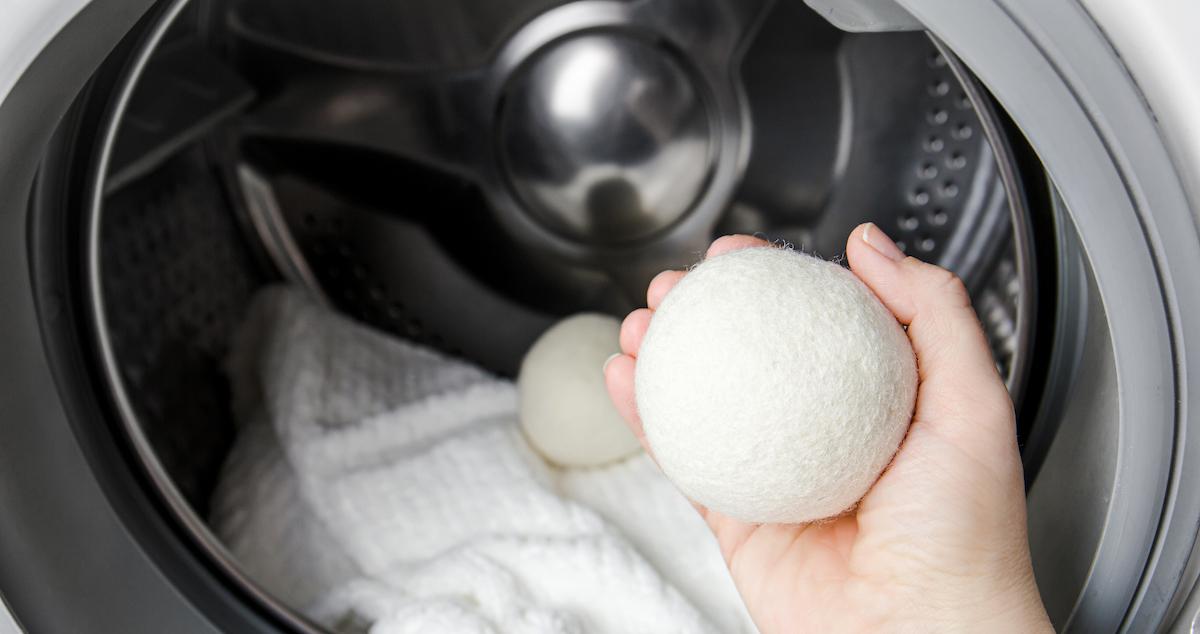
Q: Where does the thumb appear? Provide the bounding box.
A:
[845,222,1014,448]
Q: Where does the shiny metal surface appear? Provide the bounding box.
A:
[224,0,1032,375]
[498,33,714,244]
[237,0,766,292]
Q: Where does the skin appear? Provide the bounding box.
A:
[604,223,1053,633]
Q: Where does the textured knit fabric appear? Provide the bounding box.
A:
[210,287,753,634]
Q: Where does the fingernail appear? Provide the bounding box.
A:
[862,223,906,262]
[603,353,622,374]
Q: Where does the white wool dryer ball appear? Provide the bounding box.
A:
[519,313,643,467]
[635,247,917,524]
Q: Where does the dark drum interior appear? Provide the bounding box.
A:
[43,0,1055,627]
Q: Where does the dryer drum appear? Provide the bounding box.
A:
[28,0,1200,632]
[47,0,1046,630]
[77,0,1042,511]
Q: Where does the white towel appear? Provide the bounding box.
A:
[210,287,754,634]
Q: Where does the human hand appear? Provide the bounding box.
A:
[604,224,1052,633]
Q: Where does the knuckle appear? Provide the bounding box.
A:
[941,274,970,305]
[927,266,970,307]
[899,259,972,307]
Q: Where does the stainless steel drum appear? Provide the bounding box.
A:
[11,0,1200,632]
[68,0,1041,630]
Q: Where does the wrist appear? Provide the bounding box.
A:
[969,596,1052,633]
[939,576,1052,633]
[872,569,1051,633]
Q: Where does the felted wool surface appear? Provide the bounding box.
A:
[210,287,754,634]
[518,313,642,467]
[635,247,917,524]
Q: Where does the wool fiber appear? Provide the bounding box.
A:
[519,313,642,467]
[635,247,917,524]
